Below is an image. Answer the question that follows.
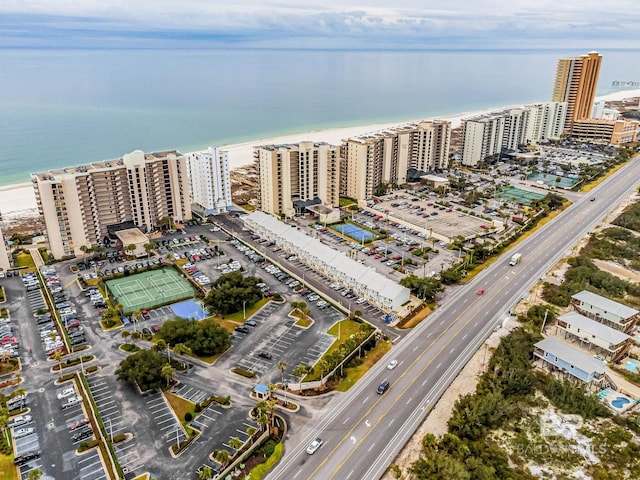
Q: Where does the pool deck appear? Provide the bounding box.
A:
[601,369,640,413]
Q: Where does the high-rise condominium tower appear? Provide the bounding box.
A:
[551,51,602,133]
[187,147,232,215]
[32,150,191,259]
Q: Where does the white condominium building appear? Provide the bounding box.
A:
[462,109,529,167]
[255,141,339,218]
[524,102,568,145]
[462,104,567,166]
[32,150,192,259]
[187,147,232,215]
[342,120,451,201]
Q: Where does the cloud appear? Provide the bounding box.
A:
[0,1,639,48]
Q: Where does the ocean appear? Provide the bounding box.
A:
[0,48,639,186]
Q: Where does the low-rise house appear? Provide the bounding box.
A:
[534,337,607,390]
[571,290,639,334]
[556,311,631,362]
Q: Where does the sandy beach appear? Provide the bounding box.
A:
[2,89,639,219]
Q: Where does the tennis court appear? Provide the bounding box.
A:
[332,223,378,243]
[497,186,546,206]
[106,268,195,314]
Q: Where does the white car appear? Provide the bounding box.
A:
[13,427,35,439]
[387,359,398,370]
[57,387,76,400]
[7,415,32,428]
[306,437,323,455]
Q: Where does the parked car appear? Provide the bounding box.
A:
[13,427,35,439]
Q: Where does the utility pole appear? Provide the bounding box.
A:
[540,309,549,334]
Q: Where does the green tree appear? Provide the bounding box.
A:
[198,465,214,480]
[400,275,444,300]
[116,349,168,392]
[144,241,158,261]
[27,469,43,480]
[204,272,263,315]
[121,330,131,344]
[161,364,176,388]
[293,364,312,384]
[157,317,231,357]
[213,449,230,466]
[228,436,243,452]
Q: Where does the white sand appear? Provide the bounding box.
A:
[2,89,639,219]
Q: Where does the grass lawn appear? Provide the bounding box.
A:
[339,197,357,207]
[213,316,240,332]
[164,391,196,425]
[13,252,35,270]
[224,297,269,322]
[304,319,366,381]
[295,316,313,328]
[334,340,392,392]
[0,453,17,480]
[399,304,433,329]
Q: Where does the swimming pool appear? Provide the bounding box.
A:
[612,397,631,409]
[625,359,640,372]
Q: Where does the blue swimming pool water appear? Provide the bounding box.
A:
[612,397,631,409]
[625,359,640,372]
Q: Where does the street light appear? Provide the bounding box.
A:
[243,301,246,320]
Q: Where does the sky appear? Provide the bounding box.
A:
[1,0,639,49]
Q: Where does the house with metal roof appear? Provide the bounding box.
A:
[571,290,639,333]
[534,337,607,389]
[243,211,410,311]
[556,311,631,362]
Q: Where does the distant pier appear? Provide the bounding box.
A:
[612,80,640,88]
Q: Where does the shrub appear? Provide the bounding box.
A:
[232,367,256,378]
[184,412,193,422]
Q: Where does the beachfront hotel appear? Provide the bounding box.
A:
[32,150,191,259]
[342,120,451,201]
[551,51,602,133]
[254,141,340,218]
[187,147,233,216]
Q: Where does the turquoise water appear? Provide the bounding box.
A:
[612,397,631,409]
[1,48,639,186]
[527,172,578,188]
[625,359,640,372]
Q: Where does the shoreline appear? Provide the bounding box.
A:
[2,88,639,219]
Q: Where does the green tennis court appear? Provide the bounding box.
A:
[497,185,546,206]
[106,268,195,314]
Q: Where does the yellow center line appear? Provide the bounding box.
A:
[309,286,506,480]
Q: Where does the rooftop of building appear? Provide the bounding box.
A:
[572,290,639,319]
[114,227,148,245]
[535,337,606,375]
[346,120,450,144]
[558,311,630,345]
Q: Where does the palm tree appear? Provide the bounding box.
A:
[161,364,175,388]
[246,426,257,446]
[292,364,311,386]
[27,468,43,480]
[173,343,192,368]
[144,242,158,261]
[213,449,230,467]
[121,330,131,344]
[228,436,243,453]
[198,465,214,480]
[53,350,63,372]
[277,360,288,405]
[130,331,141,346]
[353,310,362,320]
[153,339,167,353]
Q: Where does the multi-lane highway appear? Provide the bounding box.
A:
[266,157,640,480]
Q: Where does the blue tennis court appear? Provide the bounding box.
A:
[171,299,207,320]
[332,223,378,242]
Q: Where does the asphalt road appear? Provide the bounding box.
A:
[265,158,640,480]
